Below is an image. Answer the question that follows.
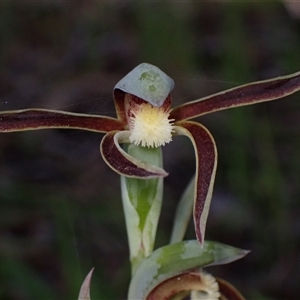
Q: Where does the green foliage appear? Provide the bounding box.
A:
[128,240,248,299]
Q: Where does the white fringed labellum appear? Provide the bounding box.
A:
[127,95,174,148]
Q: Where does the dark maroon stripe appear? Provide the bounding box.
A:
[0,109,124,133]
[171,72,300,121]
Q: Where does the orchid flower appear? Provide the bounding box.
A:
[1,63,300,247]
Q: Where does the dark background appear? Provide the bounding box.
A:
[1,1,300,299]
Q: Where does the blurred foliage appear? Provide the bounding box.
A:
[0,1,300,299]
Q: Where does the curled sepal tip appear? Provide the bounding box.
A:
[100,130,168,178]
[114,63,175,107]
[173,122,217,245]
[78,268,94,300]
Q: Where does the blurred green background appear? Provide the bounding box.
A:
[1,1,300,299]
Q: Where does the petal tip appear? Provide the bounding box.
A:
[78,268,94,300]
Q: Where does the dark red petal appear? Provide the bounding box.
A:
[0,109,125,133]
[174,122,217,245]
[171,71,300,121]
[100,130,168,178]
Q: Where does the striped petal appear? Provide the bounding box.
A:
[173,122,217,245]
[171,70,300,121]
[100,130,168,178]
[0,109,124,133]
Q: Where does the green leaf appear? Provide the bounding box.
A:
[121,144,164,275]
[128,240,249,300]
